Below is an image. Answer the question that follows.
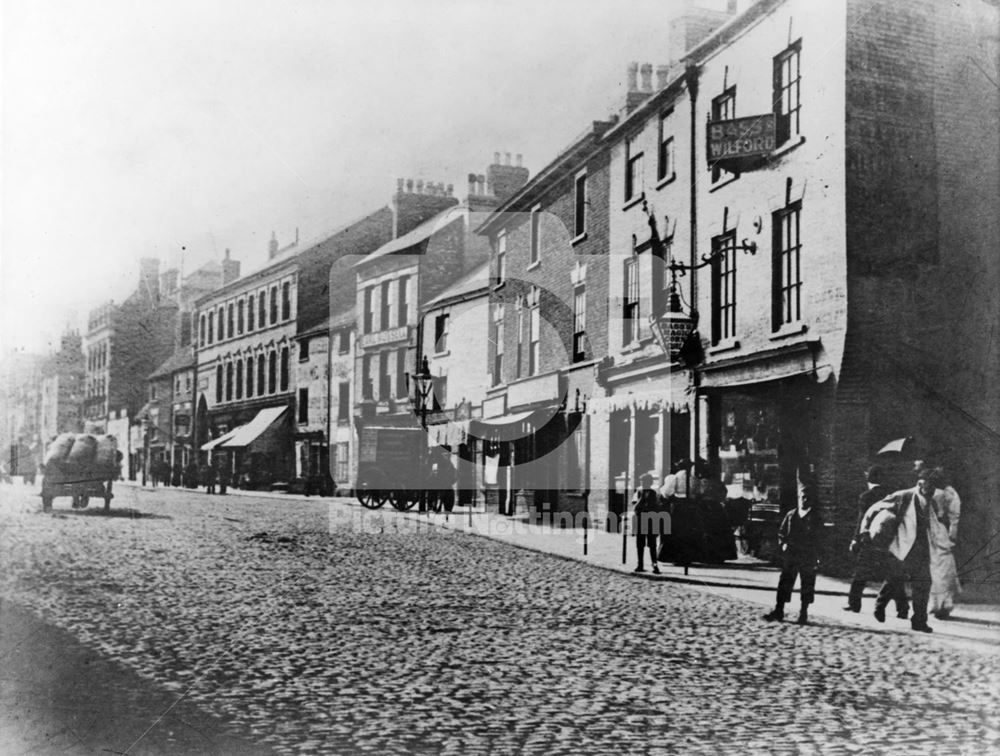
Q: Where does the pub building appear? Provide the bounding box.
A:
[646,0,1000,576]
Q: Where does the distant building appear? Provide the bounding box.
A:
[39,329,85,442]
[83,259,179,478]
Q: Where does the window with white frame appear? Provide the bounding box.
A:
[772,200,803,330]
[496,231,507,285]
[529,206,541,266]
[711,87,738,184]
[491,304,504,386]
[380,280,392,331]
[774,40,802,147]
[623,256,640,344]
[657,109,675,182]
[434,313,449,353]
[247,294,255,331]
[363,286,374,334]
[574,172,587,237]
[528,286,541,376]
[516,297,524,378]
[625,135,644,201]
[397,276,409,327]
[573,284,587,363]
[711,231,737,344]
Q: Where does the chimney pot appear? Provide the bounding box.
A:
[640,63,653,91]
[416,179,424,194]
[397,177,404,193]
[656,64,671,90]
[494,151,501,164]
[627,62,639,92]
[477,175,486,195]
[446,183,454,196]
[406,178,414,193]
[516,154,523,167]
[504,152,512,165]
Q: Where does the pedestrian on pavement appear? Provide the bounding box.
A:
[764,467,820,625]
[861,468,943,633]
[693,458,736,563]
[845,465,907,616]
[916,463,962,620]
[203,463,216,494]
[633,472,662,574]
[217,460,228,495]
[658,458,701,567]
[171,463,182,487]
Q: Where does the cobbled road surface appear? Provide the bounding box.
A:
[1,484,998,756]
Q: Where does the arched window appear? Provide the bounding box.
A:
[237,300,245,334]
[247,295,255,331]
[246,356,254,397]
[208,316,214,344]
[280,347,289,390]
[225,362,234,401]
[269,286,278,324]
[235,360,243,399]
[282,282,291,320]
[216,364,223,402]
[268,351,277,393]
[257,355,266,396]
[217,309,224,341]
[258,292,266,328]
[199,315,206,347]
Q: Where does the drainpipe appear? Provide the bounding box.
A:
[684,63,701,465]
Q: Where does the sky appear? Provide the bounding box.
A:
[1,0,738,355]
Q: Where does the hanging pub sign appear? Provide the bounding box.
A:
[706,113,776,170]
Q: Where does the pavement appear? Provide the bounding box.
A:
[1,479,998,755]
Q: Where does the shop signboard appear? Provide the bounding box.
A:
[707,114,775,169]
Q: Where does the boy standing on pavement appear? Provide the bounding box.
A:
[633,472,662,575]
[764,467,820,625]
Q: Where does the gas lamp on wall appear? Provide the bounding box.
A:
[649,271,699,365]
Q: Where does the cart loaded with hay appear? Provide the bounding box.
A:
[40,433,121,511]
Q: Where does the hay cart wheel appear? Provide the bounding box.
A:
[356,470,387,509]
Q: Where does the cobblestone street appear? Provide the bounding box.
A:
[2,483,999,755]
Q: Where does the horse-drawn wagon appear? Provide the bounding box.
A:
[39,433,121,512]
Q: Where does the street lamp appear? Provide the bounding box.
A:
[641,199,757,365]
[406,355,434,513]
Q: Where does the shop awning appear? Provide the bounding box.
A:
[220,407,287,448]
[469,407,560,442]
[697,340,830,389]
[201,427,240,451]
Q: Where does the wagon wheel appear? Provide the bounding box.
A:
[356,470,388,509]
[388,488,417,512]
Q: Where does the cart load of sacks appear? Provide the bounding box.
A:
[42,433,120,478]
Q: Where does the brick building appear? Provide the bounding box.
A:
[477,136,612,520]
[655,0,1000,580]
[351,163,526,495]
[83,259,179,477]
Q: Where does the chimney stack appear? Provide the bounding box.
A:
[623,62,652,113]
[391,175,460,239]
[486,151,530,202]
[222,248,241,285]
[656,64,672,90]
[669,2,739,62]
[640,63,653,91]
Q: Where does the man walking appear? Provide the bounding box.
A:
[845,465,907,616]
[862,469,941,633]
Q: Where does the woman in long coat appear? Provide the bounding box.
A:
[927,471,961,619]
